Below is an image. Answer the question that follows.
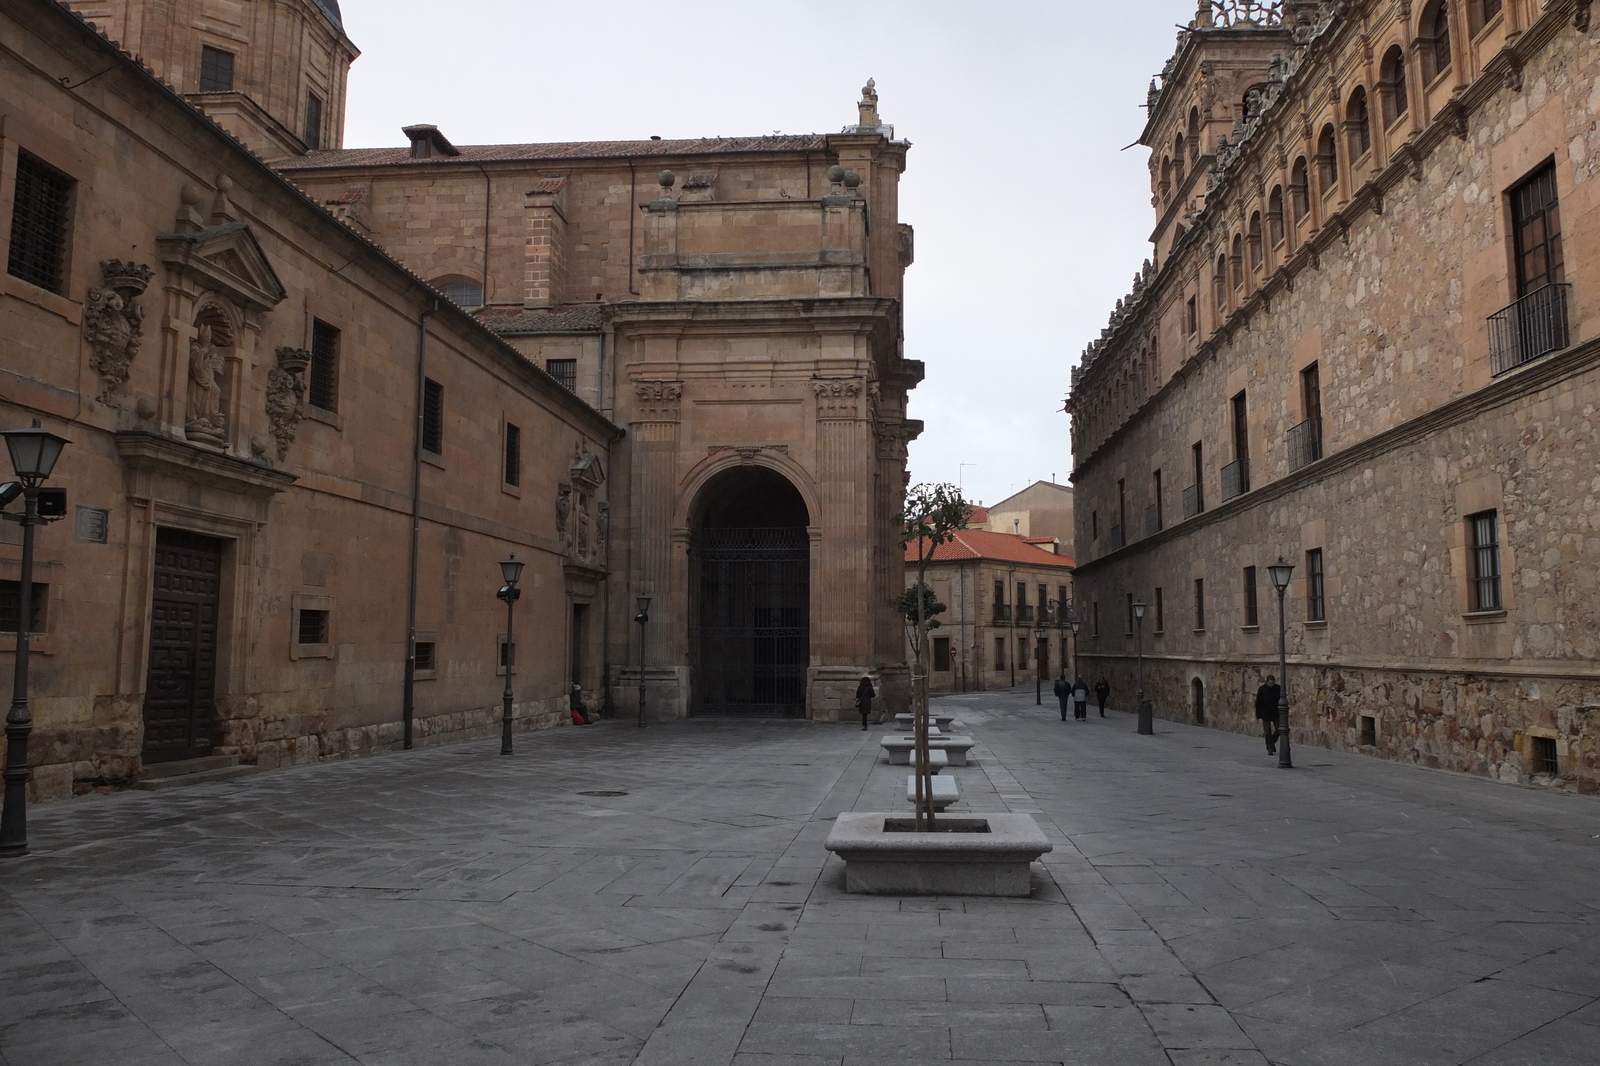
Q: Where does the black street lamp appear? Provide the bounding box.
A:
[1034,624,1046,705]
[1068,614,1081,681]
[1133,600,1152,734]
[497,554,524,756]
[0,423,70,858]
[634,596,650,729]
[1267,557,1295,769]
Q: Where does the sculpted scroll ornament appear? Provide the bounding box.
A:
[83,259,155,404]
[185,324,227,447]
[266,347,309,461]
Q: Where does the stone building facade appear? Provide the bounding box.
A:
[2,0,617,798]
[984,480,1076,550]
[905,530,1075,695]
[276,88,923,722]
[1067,0,1599,790]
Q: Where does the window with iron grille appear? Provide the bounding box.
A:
[933,637,951,672]
[1532,736,1558,776]
[1153,587,1164,633]
[422,378,443,454]
[304,92,324,150]
[7,152,73,294]
[0,581,48,633]
[1306,549,1326,621]
[1193,578,1205,630]
[504,423,521,487]
[1243,566,1259,627]
[994,637,1005,669]
[1125,593,1135,635]
[1511,163,1563,298]
[1092,601,1100,637]
[499,638,515,670]
[297,608,329,645]
[1468,510,1503,612]
[546,359,577,392]
[414,641,436,672]
[199,46,235,92]
[309,320,339,411]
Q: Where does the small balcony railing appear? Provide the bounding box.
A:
[1287,417,1323,472]
[1108,524,1126,550]
[1489,284,1571,376]
[1016,604,1035,624]
[1145,504,1162,538]
[1221,458,1250,501]
[1183,483,1203,519]
[992,604,1012,623]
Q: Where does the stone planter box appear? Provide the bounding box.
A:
[824,812,1053,896]
[880,735,973,766]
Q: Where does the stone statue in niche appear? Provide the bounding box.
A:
[184,324,227,447]
[556,482,573,543]
[82,259,154,404]
[266,347,310,461]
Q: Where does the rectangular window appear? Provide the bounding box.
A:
[304,92,324,150]
[1091,510,1099,541]
[297,608,329,645]
[7,151,73,294]
[309,320,340,411]
[1186,296,1198,336]
[933,637,952,672]
[1152,468,1163,530]
[0,581,48,633]
[504,423,522,487]
[1153,587,1164,634]
[546,359,577,392]
[1193,578,1206,630]
[1232,391,1249,463]
[414,641,436,672]
[1306,548,1326,622]
[1360,715,1377,747]
[1468,510,1503,612]
[1243,566,1259,627]
[1092,601,1100,638]
[1018,637,1029,668]
[1017,583,1028,608]
[994,637,1006,670]
[1532,736,1558,776]
[199,45,235,92]
[499,638,516,670]
[1058,586,1069,617]
[993,579,1005,606]
[1511,163,1563,297]
[422,378,443,454]
[1125,593,1135,635]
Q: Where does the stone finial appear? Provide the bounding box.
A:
[176,184,206,234]
[859,77,880,128]
[211,175,237,225]
[658,170,675,189]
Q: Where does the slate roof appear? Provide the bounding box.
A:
[286,134,832,170]
[905,530,1075,568]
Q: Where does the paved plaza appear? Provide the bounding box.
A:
[1,689,1598,1066]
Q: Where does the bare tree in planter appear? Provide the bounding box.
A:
[899,482,969,830]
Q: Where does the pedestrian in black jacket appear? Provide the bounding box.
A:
[1255,676,1282,754]
[1052,674,1071,721]
[854,676,876,730]
[1094,678,1110,718]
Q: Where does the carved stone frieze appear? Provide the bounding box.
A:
[633,380,684,421]
[265,347,309,461]
[812,377,864,419]
[83,259,154,404]
[707,444,790,465]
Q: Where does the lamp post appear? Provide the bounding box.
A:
[0,424,70,858]
[1133,600,1152,734]
[1068,615,1081,681]
[497,554,524,756]
[634,596,650,729]
[1034,623,1046,705]
[1267,557,1295,769]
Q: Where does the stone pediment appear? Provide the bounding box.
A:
[570,450,605,490]
[158,223,287,313]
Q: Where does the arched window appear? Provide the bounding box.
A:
[1316,124,1338,197]
[1174,135,1186,184]
[1248,212,1263,270]
[1188,108,1201,160]
[1268,186,1285,246]
[1160,156,1172,200]
[1380,45,1409,126]
[432,275,484,309]
[1347,87,1372,159]
[1231,235,1246,290]
[1469,0,1503,36]
[1214,252,1228,310]
[1421,0,1452,84]
[1290,157,1310,221]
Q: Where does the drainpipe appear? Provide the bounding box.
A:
[402,299,440,749]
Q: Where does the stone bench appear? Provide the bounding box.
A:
[881,738,949,771]
[880,735,974,767]
[826,812,1054,896]
[907,774,959,811]
[894,713,958,731]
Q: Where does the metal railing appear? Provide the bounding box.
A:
[1287,417,1323,472]
[1488,284,1571,376]
[1016,604,1035,624]
[992,604,1012,623]
[1183,483,1203,519]
[1221,458,1250,501]
[1108,524,1126,550]
[1145,504,1162,538]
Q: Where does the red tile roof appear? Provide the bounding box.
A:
[905,529,1075,568]
[966,505,990,524]
[283,135,831,170]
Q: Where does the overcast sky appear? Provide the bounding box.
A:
[337,0,1183,508]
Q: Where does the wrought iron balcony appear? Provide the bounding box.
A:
[1016,604,1035,624]
[1145,504,1162,538]
[992,604,1012,623]
[1489,284,1572,376]
[1287,417,1323,472]
[1183,483,1203,519]
[1108,524,1126,550]
[1221,458,1250,501]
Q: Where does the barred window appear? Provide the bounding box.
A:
[304,92,324,150]
[414,641,436,672]
[546,359,577,392]
[1511,164,1563,298]
[1469,510,1503,612]
[1153,587,1164,634]
[297,608,329,645]
[1243,566,1259,627]
[422,378,443,454]
[309,320,339,411]
[199,46,235,92]
[994,637,1005,670]
[504,423,521,487]
[7,152,73,294]
[1193,578,1205,631]
[1306,549,1326,622]
[0,581,48,633]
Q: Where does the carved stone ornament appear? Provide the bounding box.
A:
[1577,0,1591,33]
[633,380,684,421]
[266,347,309,461]
[596,501,610,566]
[707,444,790,465]
[556,482,573,541]
[184,324,228,447]
[812,377,864,419]
[875,423,915,461]
[83,259,155,404]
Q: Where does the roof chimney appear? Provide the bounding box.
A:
[402,124,460,160]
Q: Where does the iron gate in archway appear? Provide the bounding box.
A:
[691,527,809,717]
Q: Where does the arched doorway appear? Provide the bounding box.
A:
[1192,677,1206,725]
[689,467,810,717]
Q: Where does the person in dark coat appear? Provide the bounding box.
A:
[1094,678,1110,718]
[854,676,876,730]
[1072,677,1090,720]
[1255,675,1282,753]
[1052,674,1071,721]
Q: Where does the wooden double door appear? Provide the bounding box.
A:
[141,529,224,763]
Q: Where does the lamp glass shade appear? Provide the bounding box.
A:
[636,596,652,617]
[1069,620,1080,634]
[499,555,525,585]
[3,427,69,480]
[1132,601,1146,621]
[1267,558,1295,591]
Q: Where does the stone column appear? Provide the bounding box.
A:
[807,375,872,721]
[627,379,684,716]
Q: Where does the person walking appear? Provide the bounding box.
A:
[854,675,876,731]
[1255,674,1282,754]
[1072,676,1090,721]
[1053,673,1071,721]
[1094,677,1110,718]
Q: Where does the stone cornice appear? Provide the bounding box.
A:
[1076,648,1600,684]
